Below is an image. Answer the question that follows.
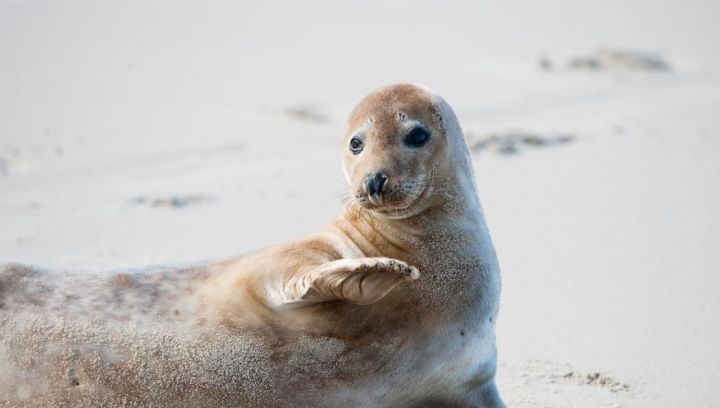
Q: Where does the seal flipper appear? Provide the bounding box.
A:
[280,257,419,308]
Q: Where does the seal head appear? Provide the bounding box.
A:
[343,83,478,219]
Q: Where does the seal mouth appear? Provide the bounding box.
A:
[375,183,434,219]
[367,193,385,207]
[354,180,433,219]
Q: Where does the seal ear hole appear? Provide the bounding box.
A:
[433,112,447,134]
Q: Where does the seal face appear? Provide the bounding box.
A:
[0,84,504,408]
[343,84,449,218]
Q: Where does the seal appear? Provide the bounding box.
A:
[0,83,504,407]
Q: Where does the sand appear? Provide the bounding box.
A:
[1,0,719,406]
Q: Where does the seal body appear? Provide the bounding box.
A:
[0,84,503,407]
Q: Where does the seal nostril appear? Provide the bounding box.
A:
[375,173,387,193]
[366,172,388,196]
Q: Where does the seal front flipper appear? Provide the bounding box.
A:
[280,257,420,308]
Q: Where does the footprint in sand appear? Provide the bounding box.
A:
[539,48,671,73]
[129,194,215,209]
[466,131,575,156]
[281,106,329,124]
[499,359,636,408]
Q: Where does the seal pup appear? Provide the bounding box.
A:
[0,83,503,407]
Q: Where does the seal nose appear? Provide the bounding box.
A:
[365,172,388,197]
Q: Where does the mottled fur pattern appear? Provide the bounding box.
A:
[0,84,503,407]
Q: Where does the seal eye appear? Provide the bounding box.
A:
[404,127,430,148]
[349,137,364,154]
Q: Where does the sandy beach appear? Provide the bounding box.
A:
[1,0,719,406]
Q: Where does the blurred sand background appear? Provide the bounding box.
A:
[1,0,719,406]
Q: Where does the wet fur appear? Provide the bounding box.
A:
[0,84,503,407]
